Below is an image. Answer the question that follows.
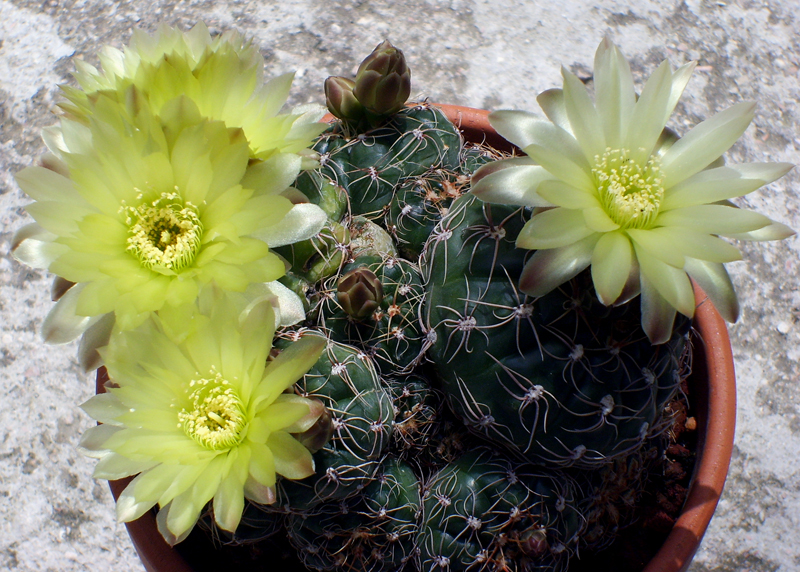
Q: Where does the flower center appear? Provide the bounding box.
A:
[125,191,203,271]
[179,372,246,451]
[593,148,664,230]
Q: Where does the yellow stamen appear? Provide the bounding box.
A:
[126,191,202,271]
[179,372,246,451]
[593,148,664,230]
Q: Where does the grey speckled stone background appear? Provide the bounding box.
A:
[1,1,798,570]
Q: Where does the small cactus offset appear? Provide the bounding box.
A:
[320,254,426,376]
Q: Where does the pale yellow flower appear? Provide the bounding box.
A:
[13,98,320,332]
[79,290,326,544]
[58,22,325,162]
[472,38,794,343]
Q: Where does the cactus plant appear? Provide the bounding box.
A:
[173,39,751,572]
[14,27,786,572]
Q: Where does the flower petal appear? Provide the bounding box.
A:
[489,111,594,191]
[536,89,570,132]
[593,38,636,148]
[11,223,65,269]
[241,153,303,196]
[661,102,756,187]
[518,234,600,297]
[14,165,88,205]
[243,477,276,505]
[643,227,742,263]
[213,453,248,532]
[591,231,633,305]
[93,453,158,480]
[116,471,164,523]
[665,62,696,124]
[163,494,204,545]
[248,442,276,488]
[633,241,695,318]
[260,281,307,328]
[663,162,793,210]
[583,206,619,232]
[639,270,678,345]
[471,158,555,207]
[561,66,606,160]
[252,335,326,409]
[536,179,598,210]
[684,258,739,322]
[267,432,315,480]
[725,221,795,241]
[627,228,685,269]
[252,203,328,247]
[261,396,312,432]
[78,423,124,456]
[656,204,772,235]
[156,502,193,547]
[625,60,672,165]
[488,110,547,149]
[516,208,595,250]
[81,392,127,425]
[41,283,102,344]
[525,143,596,193]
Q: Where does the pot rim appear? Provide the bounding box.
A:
[99,103,736,572]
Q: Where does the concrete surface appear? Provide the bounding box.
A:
[1,0,798,570]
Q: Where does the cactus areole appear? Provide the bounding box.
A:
[98,104,735,572]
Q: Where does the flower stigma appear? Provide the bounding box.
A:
[593,148,665,229]
[179,371,247,451]
[125,191,203,271]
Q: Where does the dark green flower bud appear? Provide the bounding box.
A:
[353,40,411,118]
[337,267,384,320]
[324,76,366,123]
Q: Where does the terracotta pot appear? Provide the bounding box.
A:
[96,104,736,572]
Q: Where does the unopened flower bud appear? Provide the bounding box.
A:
[337,267,384,320]
[353,40,411,118]
[324,76,366,123]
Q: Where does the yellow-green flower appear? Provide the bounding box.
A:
[58,22,325,163]
[78,290,326,544]
[472,38,794,343]
[13,97,324,332]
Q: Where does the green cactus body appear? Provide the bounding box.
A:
[304,104,461,220]
[288,457,421,572]
[386,143,501,261]
[273,332,394,512]
[320,254,425,376]
[458,143,503,176]
[293,169,348,222]
[418,448,582,572]
[300,129,354,203]
[385,374,441,458]
[276,221,350,287]
[422,193,689,469]
[386,104,461,179]
[387,168,468,260]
